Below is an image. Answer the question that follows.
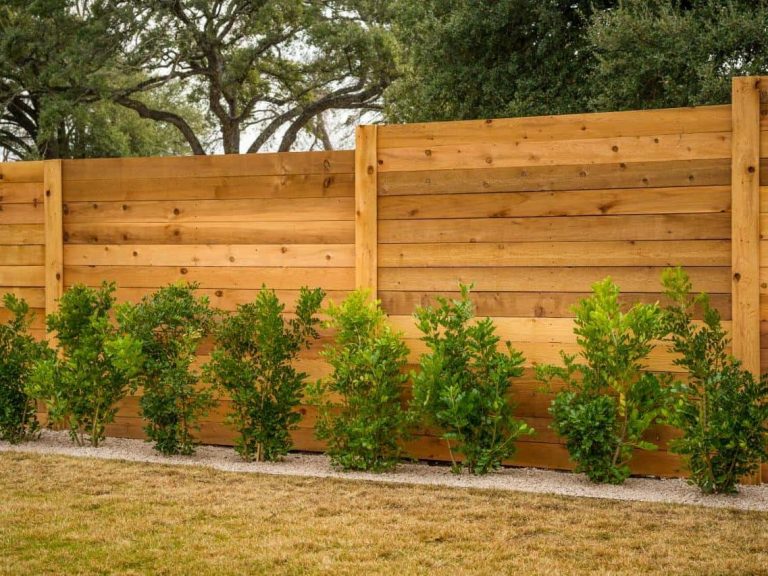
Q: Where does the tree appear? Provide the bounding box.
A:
[385,0,615,123]
[107,0,397,154]
[0,0,208,159]
[587,0,768,111]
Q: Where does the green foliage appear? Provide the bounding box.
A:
[307,291,410,472]
[205,286,324,462]
[119,282,215,456]
[537,278,671,484]
[587,0,768,112]
[411,285,532,475]
[386,0,614,122]
[662,267,768,494]
[0,294,49,443]
[27,283,142,447]
[0,0,204,159]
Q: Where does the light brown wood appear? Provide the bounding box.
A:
[0,161,44,183]
[0,245,45,265]
[380,213,731,244]
[64,244,355,268]
[379,159,732,196]
[63,221,354,245]
[0,287,46,308]
[379,266,731,294]
[63,173,354,202]
[379,240,730,268]
[355,124,378,294]
[63,150,355,180]
[379,290,732,319]
[378,132,731,173]
[43,160,64,320]
[0,266,45,286]
[378,105,732,148]
[63,197,353,223]
[1,224,45,245]
[0,182,44,203]
[379,187,731,220]
[64,265,355,290]
[0,203,44,224]
[731,77,762,377]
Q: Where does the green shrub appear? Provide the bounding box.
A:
[0,294,50,443]
[662,267,768,494]
[28,283,142,447]
[411,285,532,474]
[536,278,672,484]
[119,282,215,456]
[307,291,410,472]
[204,286,324,462]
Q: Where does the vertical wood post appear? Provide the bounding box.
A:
[43,160,63,321]
[731,77,763,484]
[731,77,761,377]
[355,125,378,296]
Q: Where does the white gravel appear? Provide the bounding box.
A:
[2,430,767,512]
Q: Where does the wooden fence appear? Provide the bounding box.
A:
[1,77,767,481]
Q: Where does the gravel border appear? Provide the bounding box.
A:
[2,430,767,512]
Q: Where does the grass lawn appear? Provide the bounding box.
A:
[1,453,767,576]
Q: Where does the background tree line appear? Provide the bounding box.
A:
[2,0,768,159]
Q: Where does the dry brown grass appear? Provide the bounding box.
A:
[0,452,766,576]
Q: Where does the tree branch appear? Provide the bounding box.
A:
[115,95,206,155]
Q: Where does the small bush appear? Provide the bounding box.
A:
[537,278,671,484]
[28,283,142,447]
[205,286,324,462]
[0,294,50,443]
[662,267,768,494]
[411,285,532,474]
[119,282,215,456]
[307,291,410,472]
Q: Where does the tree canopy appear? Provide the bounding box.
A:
[2,0,768,158]
[386,0,768,123]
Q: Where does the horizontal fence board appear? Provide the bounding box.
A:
[0,287,46,308]
[0,266,45,286]
[0,182,43,204]
[63,173,354,202]
[63,151,355,180]
[0,224,45,245]
[378,159,733,196]
[379,213,731,243]
[64,265,355,290]
[0,245,45,266]
[63,221,355,245]
[110,287,349,311]
[378,266,731,293]
[378,105,732,148]
[388,315,730,346]
[379,240,730,268]
[63,197,353,223]
[0,161,43,183]
[0,306,45,329]
[0,203,44,225]
[378,133,731,173]
[64,244,355,268]
[378,187,730,220]
[379,290,732,319]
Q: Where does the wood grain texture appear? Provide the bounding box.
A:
[43,161,64,319]
[355,124,378,293]
[731,77,762,377]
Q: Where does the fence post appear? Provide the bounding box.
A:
[731,77,763,484]
[43,160,63,321]
[355,125,378,296]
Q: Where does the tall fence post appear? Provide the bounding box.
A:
[43,160,63,321]
[355,125,378,296]
[731,77,763,484]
